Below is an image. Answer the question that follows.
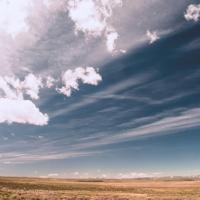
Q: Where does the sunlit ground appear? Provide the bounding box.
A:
[1,177,200,199]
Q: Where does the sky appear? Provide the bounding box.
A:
[0,0,200,179]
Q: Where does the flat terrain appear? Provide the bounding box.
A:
[1,177,200,199]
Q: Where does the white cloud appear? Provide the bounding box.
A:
[0,43,103,125]
[146,30,159,44]
[57,67,102,97]
[184,4,200,22]
[67,0,122,52]
[45,76,55,88]
[118,172,162,179]
[47,173,59,177]
[0,76,20,99]
[67,0,106,37]
[0,68,102,125]
[0,0,33,38]
[43,0,52,8]
[0,74,43,100]
[0,98,48,125]
[0,74,48,125]
[22,73,43,100]
[106,30,118,53]
[119,49,127,54]
[0,0,61,38]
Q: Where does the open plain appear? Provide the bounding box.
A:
[0,177,200,199]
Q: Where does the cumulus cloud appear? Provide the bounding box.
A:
[45,76,56,88]
[146,30,159,44]
[0,74,43,100]
[0,76,19,99]
[0,98,48,125]
[22,73,43,100]
[0,73,47,125]
[57,67,102,97]
[67,0,122,52]
[67,0,106,37]
[106,30,118,53]
[0,66,102,125]
[0,0,61,38]
[0,0,33,38]
[184,4,200,22]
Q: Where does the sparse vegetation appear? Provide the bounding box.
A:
[0,177,200,199]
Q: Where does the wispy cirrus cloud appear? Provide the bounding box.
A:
[50,73,151,118]
[68,107,200,150]
[0,149,101,164]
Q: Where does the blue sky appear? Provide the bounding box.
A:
[0,0,200,178]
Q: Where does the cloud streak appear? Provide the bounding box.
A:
[0,149,101,164]
[70,107,200,149]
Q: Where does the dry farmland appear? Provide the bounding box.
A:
[0,177,200,199]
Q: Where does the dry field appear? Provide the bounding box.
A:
[0,177,200,200]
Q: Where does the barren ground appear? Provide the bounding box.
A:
[0,177,200,199]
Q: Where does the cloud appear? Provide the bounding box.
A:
[119,108,200,140]
[51,73,150,118]
[117,172,162,179]
[106,30,118,53]
[22,73,43,100]
[146,30,159,44]
[67,0,106,37]
[45,76,55,88]
[69,107,200,150]
[47,173,59,177]
[184,4,200,22]
[119,49,127,54]
[0,73,43,100]
[0,98,48,125]
[0,0,33,37]
[0,66,102,125]
[67,0,122,52]
[57,67,102,97]
[0,74,47,125]
[0,150,100,164]
[0,76,20,99]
